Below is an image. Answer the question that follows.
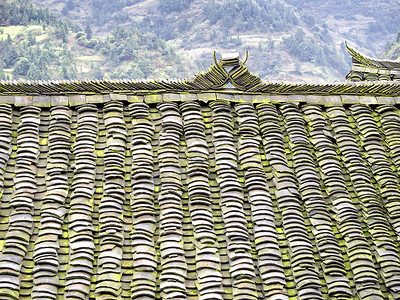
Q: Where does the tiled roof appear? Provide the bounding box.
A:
[1,51,400,300]
[0,95,400,299]
[346,43,400,81]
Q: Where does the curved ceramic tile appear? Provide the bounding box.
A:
[157,102,188,300]
[128,102,158,299]
[94,101,127,298]
[64,104,98,300]
[31,106,71,299]
[303,104,383,300]
[210,99,258,299]
[0,105,40,300]
[281,103,352,298]
[256,103,324,300]
[181,100,224,300]
[328,105,400,298]
[235,102,288,299]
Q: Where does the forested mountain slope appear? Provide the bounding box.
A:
[29,0,353,82]
[284,0,400,55]
[5,0,399,82]
[380,32,400,61]
[0,0,194,80]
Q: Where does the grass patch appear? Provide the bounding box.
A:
[0,25,28,39]
[0,25,45,40]
[76,55,104,62]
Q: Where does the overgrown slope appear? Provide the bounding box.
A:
[0,0,194,80]
[284,0,400,55]
[9,0,398,82]
[380,32,400,61]
[30,0,353,82]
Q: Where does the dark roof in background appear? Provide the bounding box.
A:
[346,43,400,81]
[347,43,400,69]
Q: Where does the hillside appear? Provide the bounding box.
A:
[0,0,194,81]
[29,0,400,83]
[283,0,400,56]
[6,0,400,82]
[380,32,400,61]
[28,0,352,82]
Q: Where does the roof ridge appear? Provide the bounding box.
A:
[346,42,400,69]
[0,93,398,107]
[1,50,400,96]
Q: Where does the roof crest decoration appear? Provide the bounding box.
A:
[188,50,262,91]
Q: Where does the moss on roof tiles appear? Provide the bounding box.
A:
[0,97,398,299]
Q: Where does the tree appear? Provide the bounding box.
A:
[158,0,193,13]
[91,64,103,79]
[0,64,6,80]
[38,49,53,67]
[66,0,75,10]
[60,66,68,79]
[138,58,152,77]
[0,0,6,25]
[85,22,92,40]
[26,63,42,80]
[27,31,36,46]
[55,24,68,43]
[13,57,31,76]
[75,31,85,39]
[86,39,97,49]
[4,48,19,68]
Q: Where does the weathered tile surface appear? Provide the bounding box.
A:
[0,94,400,300]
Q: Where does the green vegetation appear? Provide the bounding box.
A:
[131,0,301,42]
[380,32,400,60]
[0,0,78,80]
[284,0,400,54]
[23,0,358,81]
[158,0,193,13]
[283,28,348,74]
[0,35,77,80]
[0,0,57,26]
[120,0,349,81]
[99,26,184,79]
[22,0,399,82]
[0,0,193,81]
[203,0,299,32]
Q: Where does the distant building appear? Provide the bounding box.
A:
[0,47,399,300]
[346,43,400,81]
